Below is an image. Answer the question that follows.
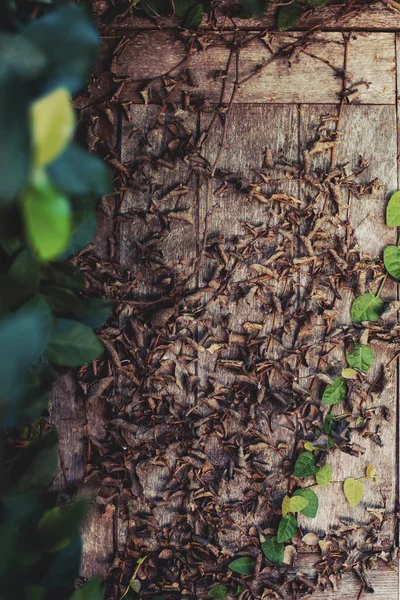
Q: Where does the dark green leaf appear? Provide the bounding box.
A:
[208,584,228,599]
[8,249,40,297]
[262,535,284,565]
[80,298,113,329]
[293,451,318,478]
[47,318,104,367]
[293,488,318,518]
[0,310,50,417]
[42,534,82,591]
[277,515,297,543]
[42,285,83,317]
[8,430,58,491]
[322,412,336,434]
[44,261,86,293]
[240,0,268,14]
[173,0,196,18]
[48,143,112,198]
[386,190,400,227]
[24,4,99,95]
[22,170,72,262]
[384,245,400,280]
[321,375,347,406]
[0,77,31,205]
[277,2,302,31]
[60,202,97,259]
[69,579,103,600]
[185,4,203,29]
[38,501,87,552]
[351,292,384,323]
[228,557,255,575]
[346,343,374,374]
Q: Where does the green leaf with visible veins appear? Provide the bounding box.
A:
[277,515,297,543]
[322,375,347,406]
[228,557,255,575]
[278,2,302,31]
[293,488,319,518]
[386,190,400,226]
[208,585,228,599]
[294,452,318,478]
[315,463,332,487]
[47,318,104,367]
[346,343,374,374]
[262,535,284,565]
[351,292,384,323]
[384,245,400,280]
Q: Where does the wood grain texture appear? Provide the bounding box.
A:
[93,0,400,32]
[49,17,400,598]
[297,104,398,546]
[113,31,396,104]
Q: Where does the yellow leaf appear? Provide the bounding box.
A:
[366,463,375,479]
[304,441,318,452]
[281,495,291,517]
[341,367,358,379]
[31,87,75,167]
[343,478,364,508]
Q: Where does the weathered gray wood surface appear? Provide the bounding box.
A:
[51,9,400,600]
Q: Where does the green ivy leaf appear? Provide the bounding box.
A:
[0,77,31,205]
[386,190,400,227]
[208,585,228,599]
[277,2,302,31]
[8,248,40,298]
[262,535,284,565]
[42,285,83,317]
[277,515,297,543]
[321,375,347,406]
[8,430,58,491]
[343,477,364,507]
[30,87,75,168]
[48,143,112,198]
[22,170,72,262]
[0,311,50,414]
[60,202,97,259]
[384,245,400,280]
[185,3,203,29]
[44,261,86,293]
[80,298,113,329]
[240,0,268,13]
[315,463,332,487]
[351,292,385,323]
[288,495,309,513]
[294,452,318,478]
[293,488,319,518]
[173,0,196,17]
[24,4,99,95]
[38,502,87,552]
[322,412,336,434]
[346,343,374,374]
[228,557,255,575]
[47,318,104,367]
[69,578,103,600]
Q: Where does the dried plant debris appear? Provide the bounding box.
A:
[68,15,398,600]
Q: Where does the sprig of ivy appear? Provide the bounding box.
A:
[0,3,112,599]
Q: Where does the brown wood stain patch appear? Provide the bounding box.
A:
[51,3,400,599]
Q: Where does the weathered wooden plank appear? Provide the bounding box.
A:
[93,0,400,32]
[297,103,397,547]
[293,554,398,599]
[113,31,396,105]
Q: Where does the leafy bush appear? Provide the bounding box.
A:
[0,2,112,598]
